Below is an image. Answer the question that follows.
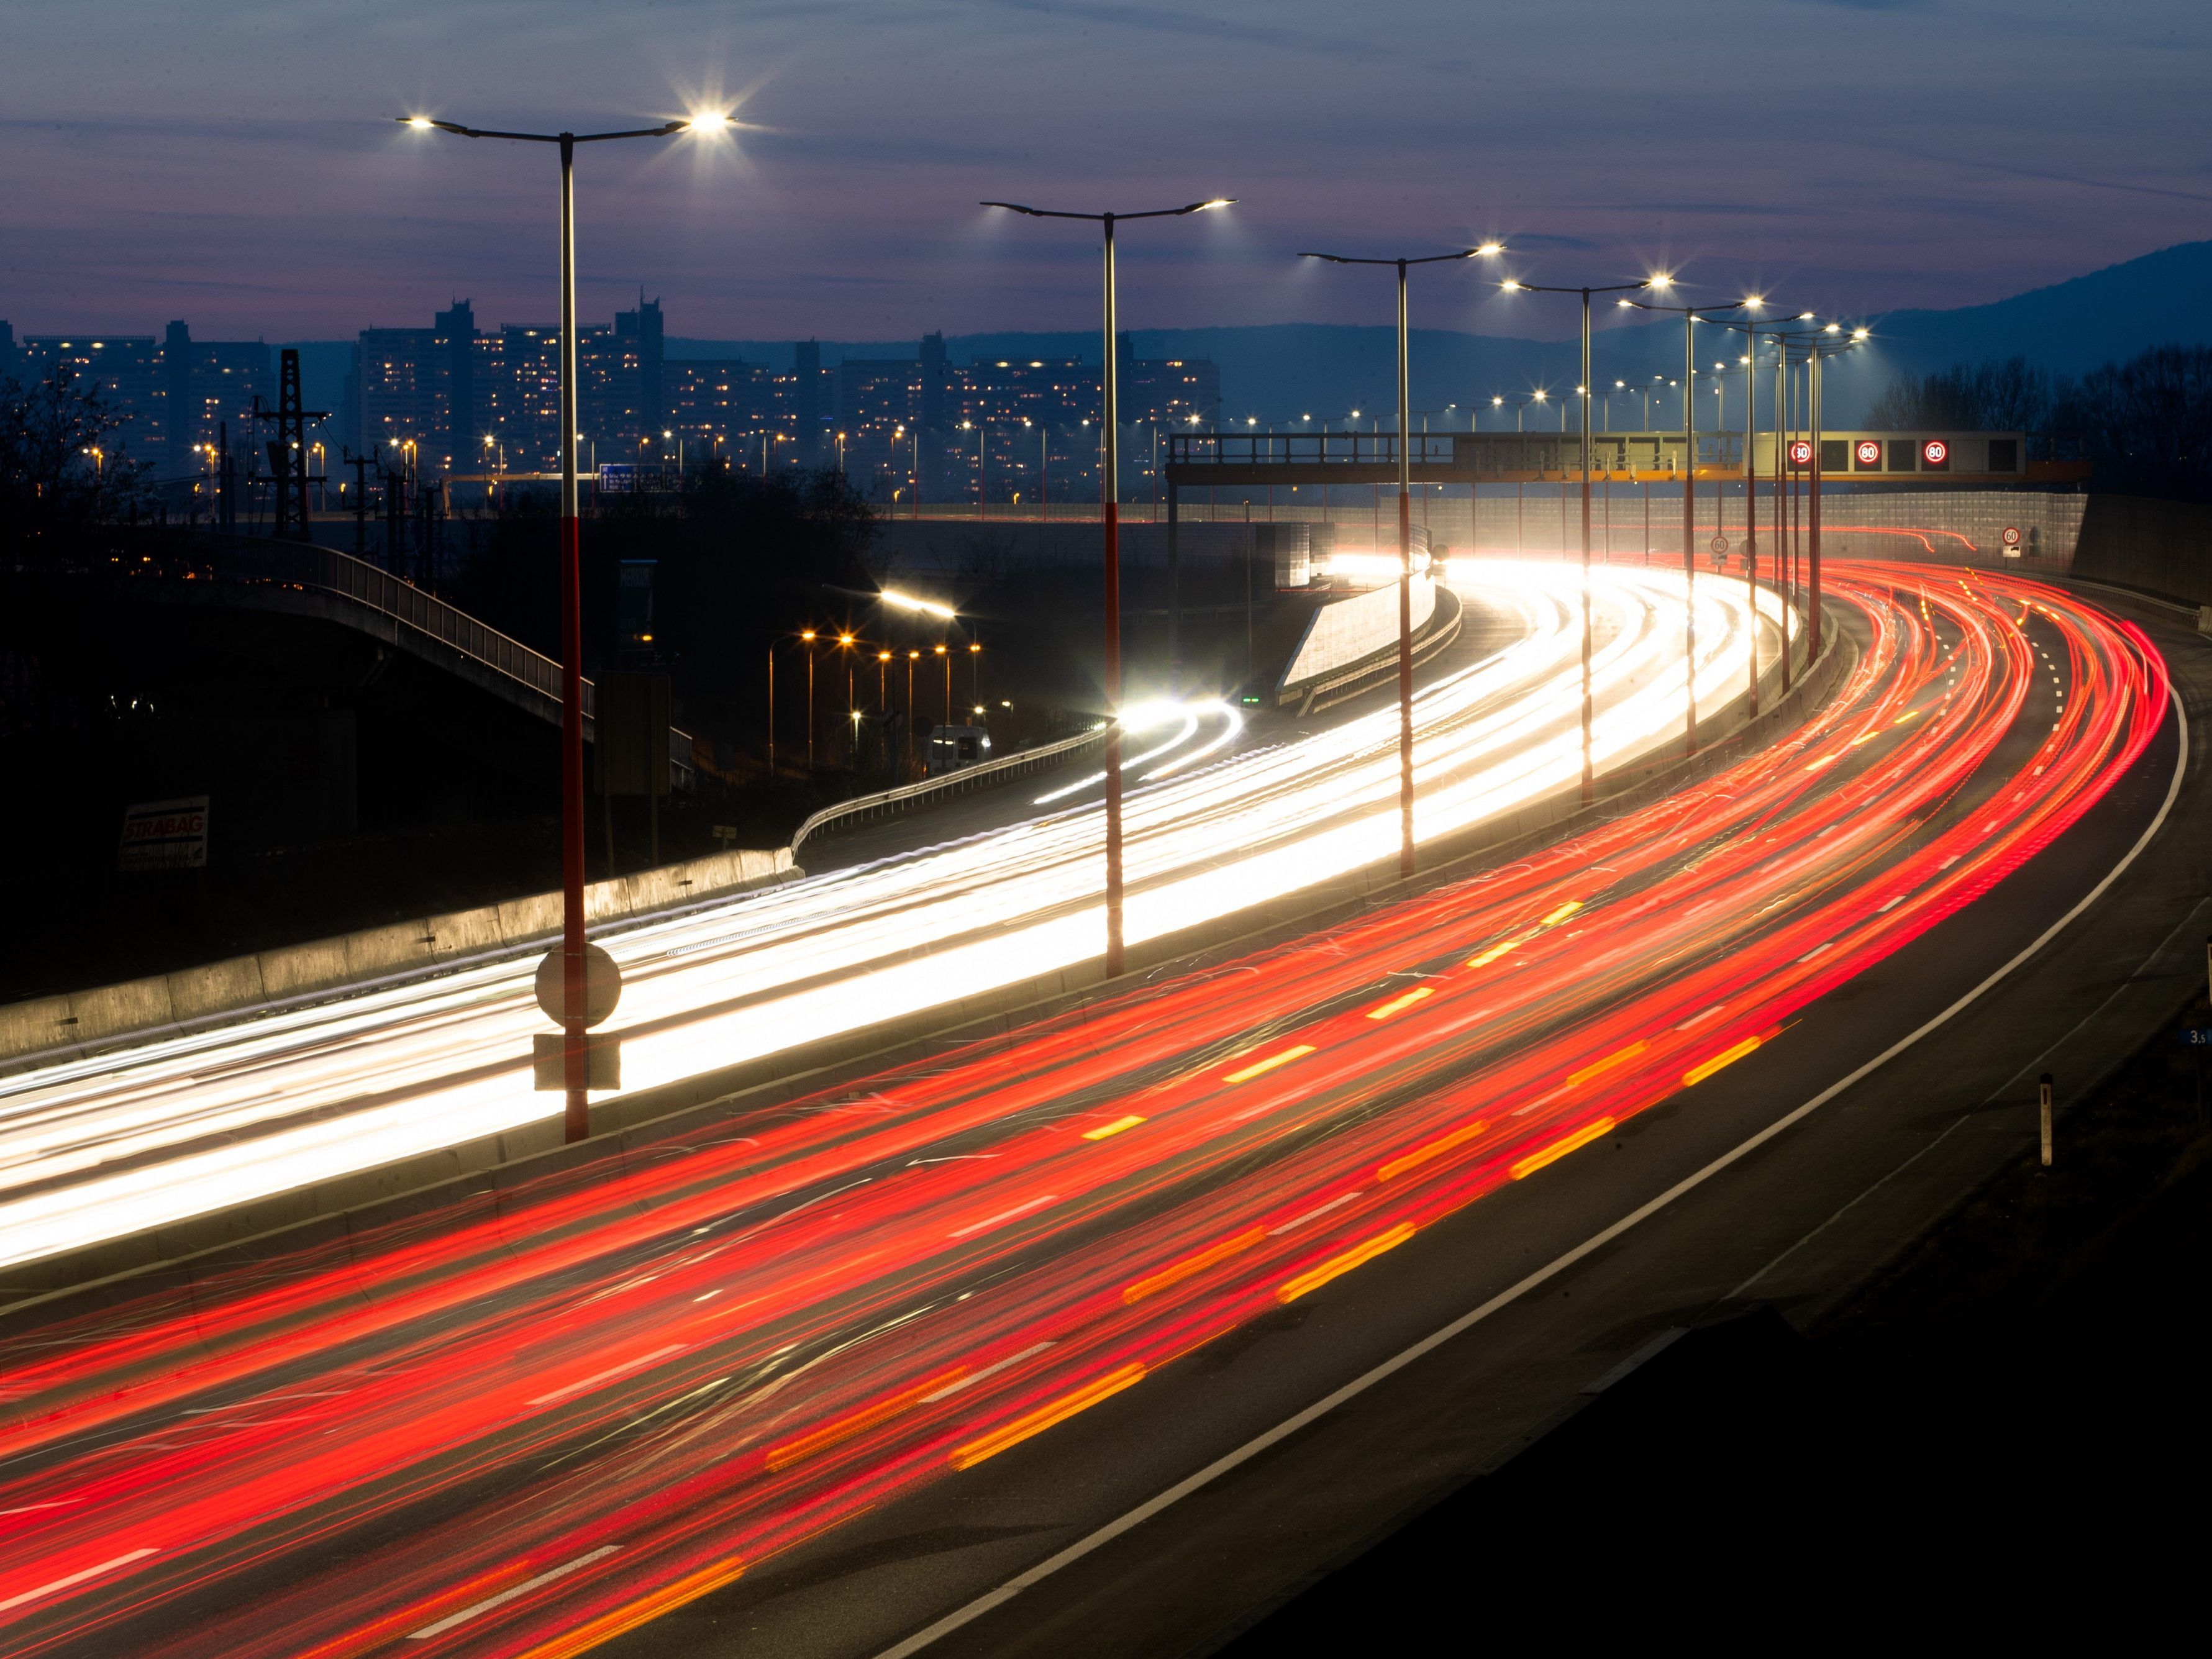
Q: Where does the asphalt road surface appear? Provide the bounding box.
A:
[0,565,2182,1658]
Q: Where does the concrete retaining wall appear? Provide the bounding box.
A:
[1279,575,1437,692]
[2073,494,2212,605]
[0,617,1850,1328]
[0,845,792,1076]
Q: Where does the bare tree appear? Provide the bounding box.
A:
[0,361,150,547]
[2052,344,2212,501]
[1866,355,2052,432]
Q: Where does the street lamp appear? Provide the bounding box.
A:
[403,106,727,1144]
[1500,271,1668,801]
[981,193,1234,976]
[1301,241,1505,875]
[1618,286,1760,760]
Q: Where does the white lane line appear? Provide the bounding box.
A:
[1267,1191,1362,1237]
[947,1195,1057,1241]
[406,1545,622,1640]
[0,1548,158,1615]
[527,1345,685,1409]
[872,678,2188,1659]
[921,1342,1056,1404]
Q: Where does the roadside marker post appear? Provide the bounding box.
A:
[2039,1072,2054,1168]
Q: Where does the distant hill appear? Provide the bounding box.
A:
[1868,240,2212,380]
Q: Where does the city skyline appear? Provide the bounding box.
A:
[4,2,2209,342]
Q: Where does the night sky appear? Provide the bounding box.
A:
[4,1,2208,343]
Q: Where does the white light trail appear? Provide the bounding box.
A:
[0,565,1780,1273]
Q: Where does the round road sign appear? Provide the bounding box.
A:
[535,943,622,1028]
[1787,439,1813,467]
[1710,535,1729,555]
[2002,525,2023,548]
[1922,438,1949,466]
[1855,439,1882,466]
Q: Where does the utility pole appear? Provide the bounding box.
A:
[252,348,329,542]
[342,447,380,558]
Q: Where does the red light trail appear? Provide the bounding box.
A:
[0,566,2167,1658]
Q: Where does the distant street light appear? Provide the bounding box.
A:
[1618,288,1761,760]
[981,194,1234,976]
[1500,270,1668,801]
[402,107,728,1143]
[1299,241,1506,875]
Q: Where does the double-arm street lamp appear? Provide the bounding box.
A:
[402,109,729,1143]
[1500,272,1668,800]
[981,196,1234,977]
[1618,289,1760,759]
[1301,243,1505,875]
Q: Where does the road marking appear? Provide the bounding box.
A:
[1365,986,1436,1020]
[872,640,2188,1659]
[1123,1229,1267,1304]
[1673,1005,1724,1032]
[1566,1042,1646,1089]
[947,1194,1059,1240]
[1465,938,1520,969]
[527,1346,685,1409]
[950,1365,1148,1470]
[1082,1115,1146,1142]
[1510,1117,1617,1179]
[922,1342,1054,1404]
[768,1373,968,1471]
[1684,1036,1763,1088]
[1876,894,1905,913]
[1268,1191,1362,1236]
[1224,1045,1316,1085]
[1277,1224,1416,1302]
[407,1546,622,1640]
[1377,1120,1489,1183]
[0,1548,158,1616]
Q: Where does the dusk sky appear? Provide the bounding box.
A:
[6,1,2210,344]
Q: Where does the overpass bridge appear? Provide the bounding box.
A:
[1161,427,2086,489]
[20,532,692,789]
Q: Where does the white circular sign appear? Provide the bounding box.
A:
[1788,439,1813,467]
[1855,439,1883,466]
[1923,439,1949,466]
[1710,535,1729,555]
[2001,525,2022,547]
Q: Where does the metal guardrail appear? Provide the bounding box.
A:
[790,724,1110,857]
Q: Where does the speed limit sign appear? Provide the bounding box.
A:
[1710,535,1729,555]
[1788,439,1814,468]
[1923,438,1949,466]
[1855,439,1882,466]
[2001,525,2023,557]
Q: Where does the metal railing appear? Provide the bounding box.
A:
[68,531,692,784]
[790,724,1110,857]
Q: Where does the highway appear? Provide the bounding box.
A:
[0,565,2167,1657]
[0,561,1772,1278]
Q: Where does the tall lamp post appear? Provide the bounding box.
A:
[982,195,1234,976]
[1500,272,1665,800]
[1619,289,1759,758]
[402,108,728,1145]
[1302,243,1504,872]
